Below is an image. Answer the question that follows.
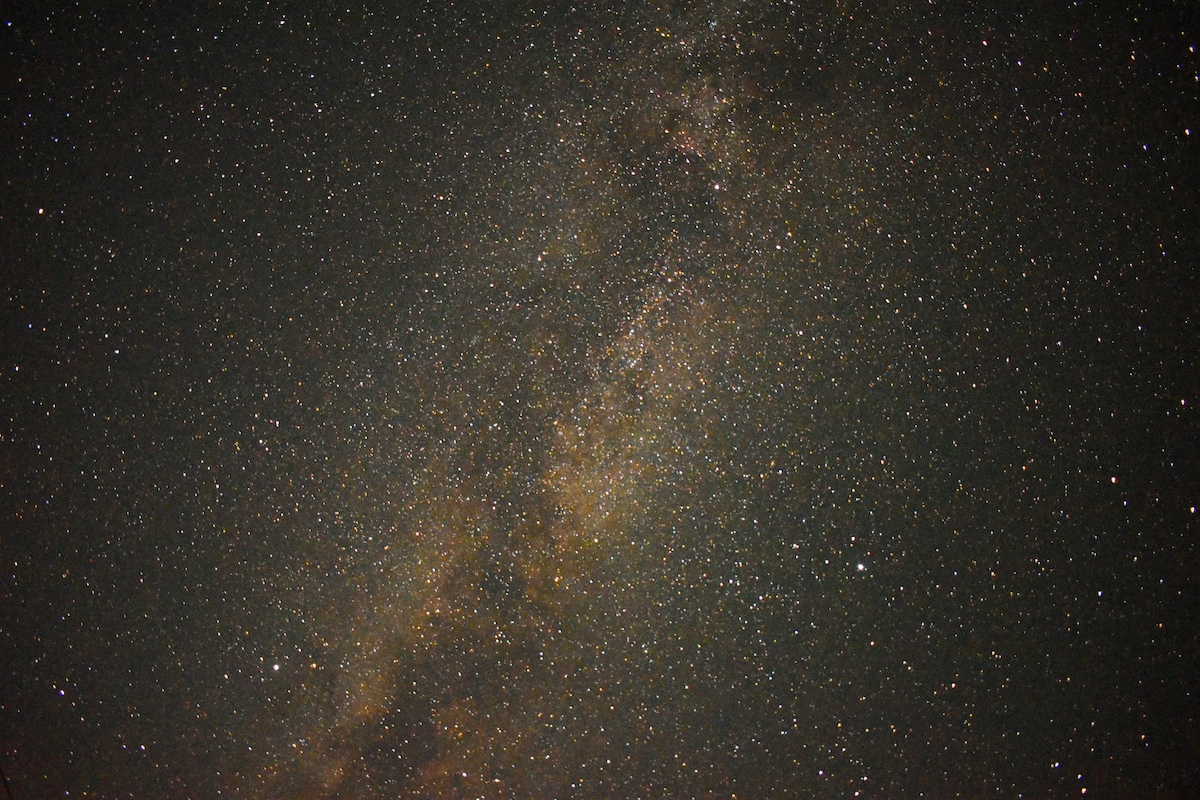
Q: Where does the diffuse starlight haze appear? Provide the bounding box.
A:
[2,2,1197,798]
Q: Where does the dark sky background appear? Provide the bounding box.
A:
[2,1,1197,798]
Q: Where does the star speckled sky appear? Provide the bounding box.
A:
[2,2,1198,798]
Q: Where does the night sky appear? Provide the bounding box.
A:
[2,2,1198,798]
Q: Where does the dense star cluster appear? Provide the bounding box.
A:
[2,2,1197,797]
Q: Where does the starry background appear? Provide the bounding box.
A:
[1,1,1198,798]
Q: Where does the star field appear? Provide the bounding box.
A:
[1,2,1197,798]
